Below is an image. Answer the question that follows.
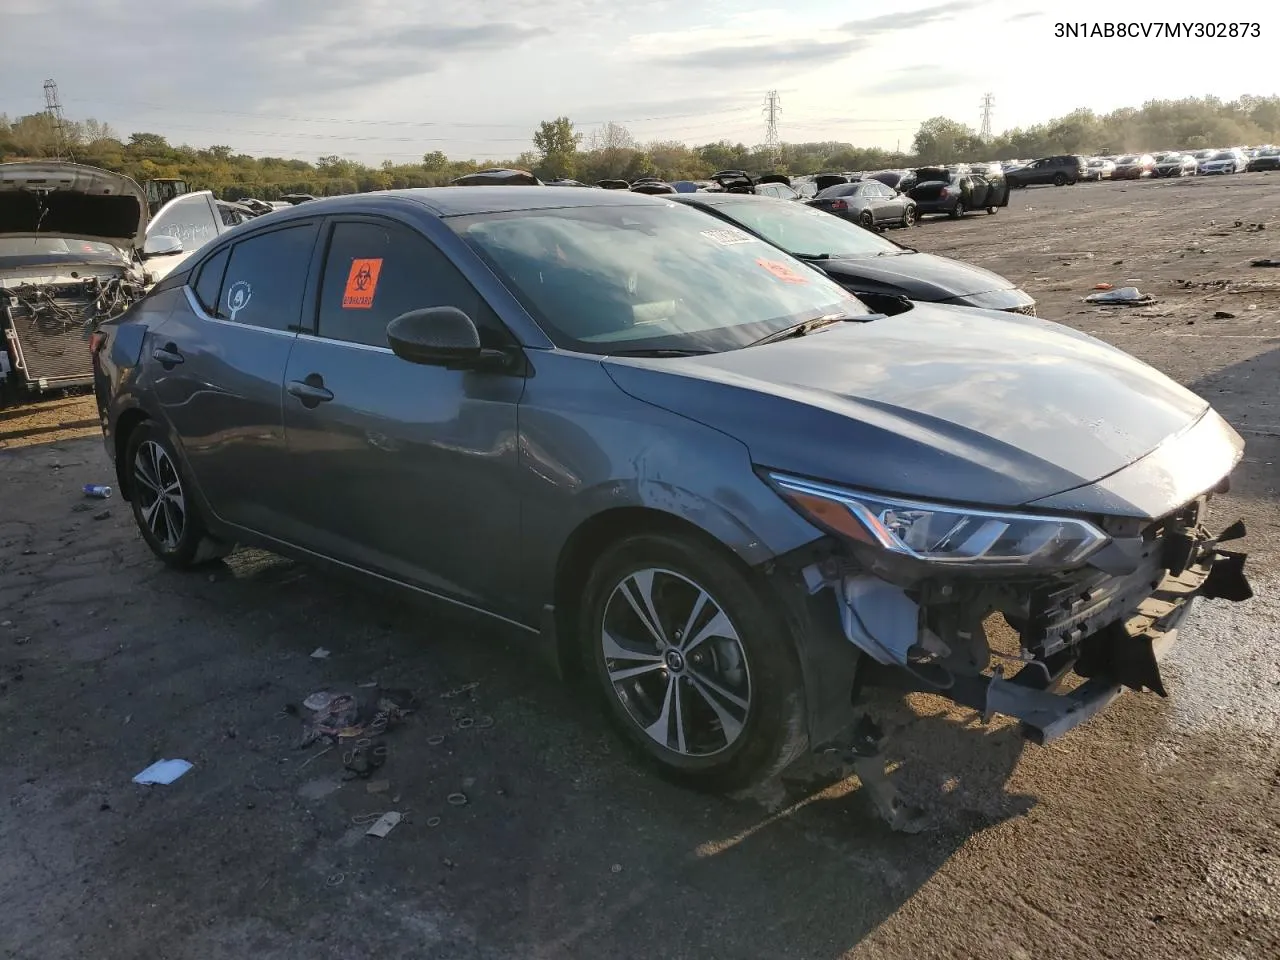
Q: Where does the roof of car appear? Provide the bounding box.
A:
[234,186,674,224]
[670,192,785,207]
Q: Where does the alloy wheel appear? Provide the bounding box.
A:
[133,440,186,550]
[600,567,751,758]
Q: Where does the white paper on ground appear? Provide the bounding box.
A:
[133,759,193,785]
[365,811,402,838]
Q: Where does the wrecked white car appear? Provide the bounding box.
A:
[0,162,181,393]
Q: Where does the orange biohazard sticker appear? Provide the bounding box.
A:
[756,258,810,284]
[342,258,383,309]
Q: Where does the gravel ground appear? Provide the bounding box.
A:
[1,175,1278,960]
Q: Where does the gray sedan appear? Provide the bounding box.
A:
[91,188,1251,805]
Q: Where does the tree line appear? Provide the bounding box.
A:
[2,95,1278,202]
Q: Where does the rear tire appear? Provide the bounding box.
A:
[859,209,875,230]
[1052,173,1067,186]
[579,532,807,792]
[950,201,966,219]
[986,205,997,214]
[124,420,227,569]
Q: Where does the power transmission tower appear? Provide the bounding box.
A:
[43,79,71,159]
[763,90,782,168]
[979,93,994,141]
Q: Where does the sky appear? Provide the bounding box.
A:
[3,1,1274,164]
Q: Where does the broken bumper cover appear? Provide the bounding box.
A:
[837,520,1252,745]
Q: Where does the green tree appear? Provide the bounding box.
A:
[422,150,448,170]
[532,116,582,179]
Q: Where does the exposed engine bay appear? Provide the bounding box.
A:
[799,489,1251,745]
[2,269,145,390]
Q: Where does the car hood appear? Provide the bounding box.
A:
[603,303,1216,512]
[816,251,1016,300]
[0,162,148,252]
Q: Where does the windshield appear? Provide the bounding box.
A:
[0,237,126,260]
[450,202,867,355]
[1211,151,1235,160]
[1116,155,1138,164]
[709,198,901,259]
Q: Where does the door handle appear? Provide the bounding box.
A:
[152,342,184,366]
[287,375,334,407]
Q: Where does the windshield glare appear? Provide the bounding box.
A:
[451,202,867,355]
[711,198,900,258]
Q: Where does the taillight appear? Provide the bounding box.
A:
[829,199,848,211]
[939,187,949,198]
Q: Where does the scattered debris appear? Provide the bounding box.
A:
[133,759,193,785]
[82,484,112,499]
[309,647,331,660]
[427,816,442,827]
[447,792,468,806]
[326,873,345,887]
[366,779,390,794]
[1084,286,1158,306]
[298,687,418,748]
[303,691,336,712]
[1250,258,1280,268]
[365,811,402,838]
[92,510,111,521]
[611,864,623,874]
[1092,282,1114,291]
[1214,311,1237,319]
[72,502,93,513]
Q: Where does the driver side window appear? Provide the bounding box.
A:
[315,220,509,350]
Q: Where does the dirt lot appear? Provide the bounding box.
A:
[2,175,1278,960]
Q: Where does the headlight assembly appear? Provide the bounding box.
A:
[769,473,1109,569]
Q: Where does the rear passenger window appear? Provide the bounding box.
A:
[316,220,508,349]
[192,247,228,314]
[217,223,318,331]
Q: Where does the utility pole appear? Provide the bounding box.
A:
[979,92,994,141]
[762,90,782,168]
[43,79,70,159]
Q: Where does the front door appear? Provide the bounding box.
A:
[280,217,525,612]
[151,220,320,537]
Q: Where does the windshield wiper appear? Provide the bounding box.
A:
[607,347,713,358]
[792,252,830,260]
[747,312,862,347]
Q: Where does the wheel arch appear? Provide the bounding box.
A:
[113,407,152,501]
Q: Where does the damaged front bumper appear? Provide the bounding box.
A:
[826,507,1252,745]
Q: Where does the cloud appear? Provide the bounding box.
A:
[1005,10,1041,22]
[859,66,975,96]
[656,38,869,70]
[841,1,980,36]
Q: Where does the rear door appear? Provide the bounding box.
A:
[150,220,321,537]
[279,216,525,610]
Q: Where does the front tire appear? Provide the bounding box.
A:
[900,205,917,227]
[124,421,223,568]
[859,209,875,230]
[579,533,807,792]
[950,201,966,219]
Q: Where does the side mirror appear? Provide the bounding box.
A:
[142,234,183,258]
[386,307,508,370]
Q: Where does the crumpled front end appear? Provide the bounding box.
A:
[765,413,1253,746]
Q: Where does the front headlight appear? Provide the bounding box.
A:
[769,473,1109,569]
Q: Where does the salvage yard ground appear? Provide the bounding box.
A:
[2,175,1279,960]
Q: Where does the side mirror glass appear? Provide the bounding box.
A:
[387,307,492,368]
[142,234,183,258]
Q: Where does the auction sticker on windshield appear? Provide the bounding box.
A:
[700,228,755,246]
[756,258,810,284]
[342,258,383,309]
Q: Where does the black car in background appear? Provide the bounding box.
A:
[1005,155,1088,187]
[905,168,1008,218]
[673,192,1036,316]
[806,180,917,229]
[1247,148,1280,172]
